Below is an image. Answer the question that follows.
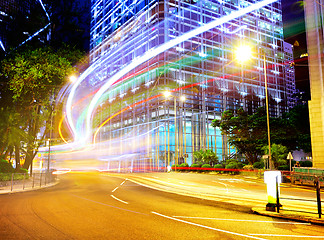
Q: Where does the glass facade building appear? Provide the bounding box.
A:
[84,0,296,170]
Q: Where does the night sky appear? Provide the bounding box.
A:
[281,0,309,95]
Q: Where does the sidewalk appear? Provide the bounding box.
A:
[0,177,58,194]
[252,207,324,225]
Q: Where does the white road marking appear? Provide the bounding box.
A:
[213,181,229,193]
[249,234,324,238]
[111,195,128,204]
[71,194,143,214]
[172,216,311,225]
[151,211,267,240]
[112,186,119,193]
[212,180,249,192]
[120,179,127,186]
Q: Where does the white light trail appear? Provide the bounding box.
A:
[38,0,50,21]
[0,39,5,52]
[67,0,278,142]
[18,23,51,49]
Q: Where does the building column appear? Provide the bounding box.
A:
[305,0,324,168]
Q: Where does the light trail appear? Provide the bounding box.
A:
[84,0,278,141]
[66,0,278,143]
[38,0,50,21]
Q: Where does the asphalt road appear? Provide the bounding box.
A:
[0,172,323,240]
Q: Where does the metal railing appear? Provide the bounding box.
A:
[0,172,56,192]
[278,176,323,218]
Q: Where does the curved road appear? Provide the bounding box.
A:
[0,172,323,240]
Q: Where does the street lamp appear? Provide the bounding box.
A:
[163,91,186,171]
[69,75,77,83]
[234,45,273,169]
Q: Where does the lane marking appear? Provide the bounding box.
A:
[120,179,127,186]
[71,194,143,214]
[112,186,119,193]
[172,216,311,225]
[151,211,267,240]
[213,180,249,192]
[249,234,324,238]
[111,194,128,204]
[213,181,229,193]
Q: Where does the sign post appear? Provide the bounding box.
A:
[287,152,293,172]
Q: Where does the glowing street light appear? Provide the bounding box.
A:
[235,45,252,63]
[234,45,273,169]
[69,75,77,83]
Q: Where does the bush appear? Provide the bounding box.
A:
[214,164,224,169]
[180,163,189,168]
[225,159,243,169]
[300,161,313,167]
[190,163,201,172]
[179,163,189,172]
[278,165,289,170]
[18,168,28,174]
[253,161,264,169]
[0,159,14,173]
[243,165,254,170]
[171,164,181,170]
[201,164,211,172]
[201,164,211,169]
[190,163,200,168]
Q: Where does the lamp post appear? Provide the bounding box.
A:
[235,45,273,169]
[263,54,273,170]
[163,91,185,171]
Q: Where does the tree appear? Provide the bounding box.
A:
[263,144,288,169]
[0,46,86,171]
[193,149,218,166]
[283,104,311,153]
[212,108,267,165]
[212,105,311,165]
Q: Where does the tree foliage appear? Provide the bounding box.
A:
[0,46,85,171]
[263,143,288,169]
[193,149,219,166]
[212,106,311,167]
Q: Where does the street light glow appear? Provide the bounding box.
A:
[235,45,252,63]
[163,91,172,98]
[69,75,77,83]
[180,95,186,102]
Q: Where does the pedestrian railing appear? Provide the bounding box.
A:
[279,176,323,218]
[0,172,56,192]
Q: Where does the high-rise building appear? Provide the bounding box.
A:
[72,0,296,169]
[0,0,49,53]
[305,0,324,168]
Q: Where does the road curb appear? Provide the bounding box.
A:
[0,180,59,195]
[252,207,324,225]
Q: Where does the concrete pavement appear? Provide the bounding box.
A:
[0,176,58,194]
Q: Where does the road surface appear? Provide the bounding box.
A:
[0,172,323,239]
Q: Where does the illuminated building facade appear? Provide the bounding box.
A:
[305,0,324,168]
[88,0,295,169]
